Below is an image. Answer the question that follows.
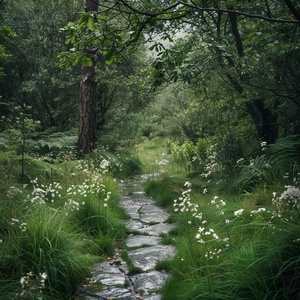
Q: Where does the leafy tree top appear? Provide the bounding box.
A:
[59,0,300,67]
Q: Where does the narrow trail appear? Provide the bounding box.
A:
[76,175,176,300]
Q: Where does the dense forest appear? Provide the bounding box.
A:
[0,0,300,299]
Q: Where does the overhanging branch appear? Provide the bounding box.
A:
[98,0,300,24]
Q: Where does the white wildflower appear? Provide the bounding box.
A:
[234,209,244,217]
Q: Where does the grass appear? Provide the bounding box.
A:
[136,137,173,174]
[76,135,300,299]
[159,232,176,245]
[1,135,299,299]
[143,173,183,208]
[144,169,300,300]
[0,205,96,299]
[0,150,129,299]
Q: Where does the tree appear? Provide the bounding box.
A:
[60,0,300,150]
[0,10,13,78]
[1,0,82,130]
[78,0,99,154]
[60,0,138,153]
[96,0,299,143]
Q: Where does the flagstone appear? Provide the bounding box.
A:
[76,175,175,300]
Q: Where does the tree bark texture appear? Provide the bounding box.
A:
[78,65,97,154]
[78,0,99,154]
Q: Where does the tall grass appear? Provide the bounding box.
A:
[136,137,173,174]
[0,205,96,299]
[143,174,182,208]
[0,148,130,298]
[145,172,300,300]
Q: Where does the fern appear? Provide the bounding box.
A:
[268,135,300,164]
[35,130,77,151]
[0,137,8,149]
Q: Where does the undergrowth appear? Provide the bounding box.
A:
[144,135,300,300]
[0,143,140,298]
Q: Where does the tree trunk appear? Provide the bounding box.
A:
[78,0,99,154]
[245,99,278,144]
[78,65,97,153]
[218,12,279,144]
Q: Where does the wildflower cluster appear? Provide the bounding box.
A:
[18,271,47,298]
[66,176,105,198]
[103,191,111,207]
[6,186,23,199]
[195,196,230,258]
[64,199,82,216]
[201,145,223,180]
[234,209,244,217]
[29,179,62,205]
[205,248,222,259]
[64,163,112,214]
[72,159,111,180]
[261,141,267,151]
[174,183,228,260]
[273,184,300,216]
[196,227,219,244]
[173,182,199,215]
[209,196,226,216]
[10,218,27,232]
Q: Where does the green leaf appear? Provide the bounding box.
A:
[87,16,95,31]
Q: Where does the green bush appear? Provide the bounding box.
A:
[230,135,300,193]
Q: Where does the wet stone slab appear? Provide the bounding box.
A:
[134,223,176,236]
[139,204,166,214]
[125,196,154,206]
[125,220,176,236]
[93,272,126,286]
[92,288,134,300]
[132,191,147,195]
[126,235,162,248]
[128,245,176,271]
[124,220,145,231]
[130,270,170,293]
[123,204,141,219]
[86,260,128,288]
[143,295,163,300]
[91,261,122,274]
[140,212,169,224]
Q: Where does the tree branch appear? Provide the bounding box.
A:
[283,0,300,22]
[99,1,300,24]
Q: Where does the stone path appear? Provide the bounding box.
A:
[76,175,176,300]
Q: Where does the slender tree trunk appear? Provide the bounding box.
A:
[78,65,97,153]
[78,0,99,154]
